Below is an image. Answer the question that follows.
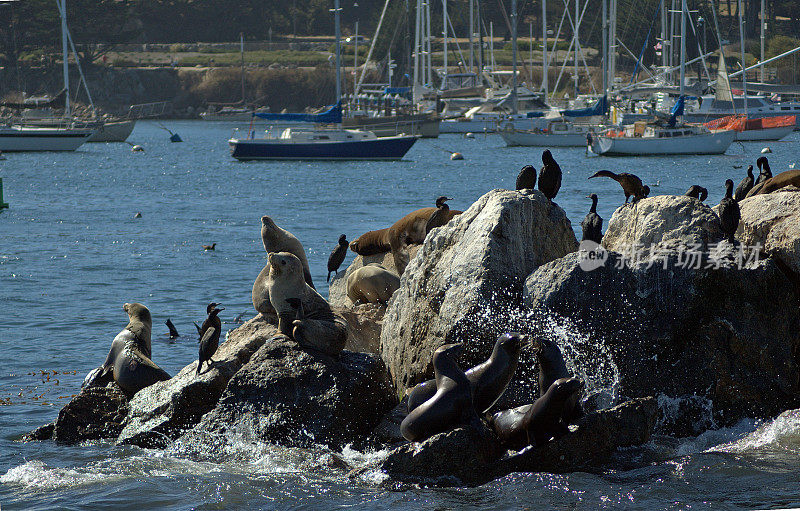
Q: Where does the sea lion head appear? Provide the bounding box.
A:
[434,342,464,359]
[122,302,152,344]
[550,377,584,399]
[495,332,524,358]
[268,251,304,280]
[349,240,361,253]
[123,302,151,326]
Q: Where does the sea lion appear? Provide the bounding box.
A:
[538,150,562,200]
[346,264,401,305]
[197,302,224,374]
[252,263,276,316]
[684,185,708,202]
[327,234,349,282]
[589,170,650,204]
[718,179,740,243]
[490,377,585,449]
[261,215,314,289]
[581,193,603,244]
[406,333,524,415]
[516,165,537,191]
[734,165,754,201]
[84,303,170,397]
[388,206,462,275]
[267,252,347,357]
[349,228,391,256]
[400,343,477,442]
[425,196,454,234]
[746,169,800,197]
[532,337,569,397]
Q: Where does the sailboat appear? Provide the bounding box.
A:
[227,0,418,161]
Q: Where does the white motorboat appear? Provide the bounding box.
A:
[0,125,93,152]
[590,122,735,156]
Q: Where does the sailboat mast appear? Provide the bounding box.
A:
[240,32,246,104]
[542,0,548,97]
[738,0,747,115]
[760,0,765,83]
[511,0,517,114]
[574,0,579,99]
[442,0,448,83]
[602,0,607,94]
[60,0,70,117]
[469,0,474,74]
[334,0,342,103]
[679,0,685,98]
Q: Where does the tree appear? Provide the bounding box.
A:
[66,0,140,64]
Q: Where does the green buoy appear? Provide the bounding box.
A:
[0,178,9,209]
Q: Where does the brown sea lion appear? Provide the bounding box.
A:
[490,377,584,449]
[252,263,275,316]
[267,252,347,357]
[346,264,401,305]
[388,206,462,275]
[349,228,391,256]
[400,343,476,442]
[406,333,523,415]
[746,169,800,197]
[83,303,171,397]
[261,216,314,289]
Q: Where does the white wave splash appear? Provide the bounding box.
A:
[713,409,800,454]
[1,460,110,490]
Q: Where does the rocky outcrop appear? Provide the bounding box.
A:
[40,382,130,445]
[736,189,800,277]
[116,317,277,448]
[337,304,385,354]
[177,335,396,453]
[524,249,800,428]
[380,189,578,402]
[380,397,658,486]
[602,195,723,258]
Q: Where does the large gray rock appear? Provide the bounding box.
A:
[117,316,276,448]
[48,382,129,445]
[603,195,723,258]
[736,189,800,276]
[336,303,385,354]
[525,249,800,428]
[380,189,578,401]
[177,335,397,453]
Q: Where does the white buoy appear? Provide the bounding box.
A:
[131,145,144,152]
[134,212,142,219]
[761,147,772,154]
[450,152,464,160]
[465,132,475,138]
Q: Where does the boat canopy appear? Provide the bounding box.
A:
[253,102,342,123]
[667,96,685,128]
[560,96,607,117]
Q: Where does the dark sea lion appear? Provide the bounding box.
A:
[718,179,741,243]
[425,196,454,234]
[490,377,584,449]
[684,185,708,202]
[516,165,537,191]
[84,303,171,397]
[261,215,314,289]
[346,264,401,305]
[746,169,800,197]
[581,193,603,244]
[327,234,349,283]
[532,337,569,397]
[268,252,347,357]
[197,302,224,374]
[538,150,562,200]
[349,228,391,256]
[165,318,179,339]
[400,343,477,442]
[589,170,649,204]
[388,206,462,275]
[734,165,754,201]
[406,333,524,415]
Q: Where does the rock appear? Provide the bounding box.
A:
[337,303,385,354]
[736,190,800,277]
[117,316,276,448]
[525,250,800,427]
[493,397,658,476]
[602,195,723,259]
[177,335,397,453]
[329,250,416,308]
[381,189,578,402]
[50,382,129,445]
[381,425,504,486]
[21,423,55,442]
[371,397,409,445]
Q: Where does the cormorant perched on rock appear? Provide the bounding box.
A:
[755,156,772,185]
[588,170,650,204]
[165,318,179,339]
[327,234,348,283]
[197,302,224,374]
[718,179,741,244]
[515,165,537,190]
[684,185,708,202]
[581,194,603,244]
[538,150,562,200]
[734,165,754,201]
[425,196,453,234]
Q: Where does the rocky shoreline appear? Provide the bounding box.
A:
[23,186,800,487]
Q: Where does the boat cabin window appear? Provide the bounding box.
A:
[782,107,791,111]
[317,136,329,140]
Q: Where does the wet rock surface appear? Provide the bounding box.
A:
[47,382,130,445]
[736,189,800,277]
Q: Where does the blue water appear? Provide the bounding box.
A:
[1,122,799,509]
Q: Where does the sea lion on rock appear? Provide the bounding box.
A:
[532,337,569,397]
[261,216,314,289]
[346,264,401,305]
[349,228,391,256]
[197,302,224,374]
[425,196,454,234]
[267,252,347,357]
[734,165,754,201]
[84,303,170,397]
[388,206,462,275]
[538,150,562,201]
[252,263,275,316]
[406,333,524,415]
[327,234,349,283]
[746,170,800,197]
[589,170,650,204]
[400,343,477,442]
[718,179,740,243]
[490,377,585,449]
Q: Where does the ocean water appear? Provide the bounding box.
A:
[1,121,799,510]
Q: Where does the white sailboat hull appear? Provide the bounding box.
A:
[734,125,794,141]
[592,129,736,155]
[86,120,136,142]
[0,127,93,151]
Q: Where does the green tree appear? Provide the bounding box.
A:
[66,0,140,64]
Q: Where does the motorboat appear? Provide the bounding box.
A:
[500,120,605,147]
[704,114,795,141]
